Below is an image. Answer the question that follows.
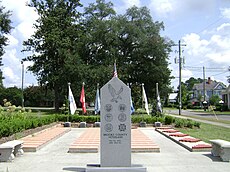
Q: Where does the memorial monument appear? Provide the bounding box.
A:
[86,77,146,172]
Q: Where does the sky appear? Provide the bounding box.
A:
[1,0,230,89]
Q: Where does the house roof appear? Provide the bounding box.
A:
[169,93,177,102]
[169,93,177,100]
[222,85,230,94]
[193,81,226,91]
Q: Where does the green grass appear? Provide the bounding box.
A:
[180,114,230,125]
[176,123,230,143]
[190,109,230,115]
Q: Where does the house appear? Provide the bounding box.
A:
[168,93,177,103]
[222,85,230,109]
[192,77,226,102]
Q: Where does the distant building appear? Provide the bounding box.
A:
[168,93,177,103]
[192,77,226,102]
[222,85,230,109]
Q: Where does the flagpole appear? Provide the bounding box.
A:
[141,83,144,122]
[67,83,71,122]
[156,82,159,114]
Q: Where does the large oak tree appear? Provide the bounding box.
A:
[0,2,12,87]
[23,0,173,110]
[23,0,82,111]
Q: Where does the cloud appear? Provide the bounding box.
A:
[5,35,19,47]
[15,22,37,40]
[181,69,193,82]
[2,0,38,41]
[115,0,141,14]
[2,67,20,87]
[221,8,230,19]
[149,0,174,18]
[2,49,20,68]
[121,0,141,8]
[1,0,38,23]
[1,0,38,87]
[149,0,216,19]
[183,33,210,57]
[182,21,230,67]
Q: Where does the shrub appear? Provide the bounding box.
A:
[164,116,174,125]
[185,119,194,128]
[174,118,185,128]
[194,121,201,128]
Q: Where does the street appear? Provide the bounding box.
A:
[164,109,230,128]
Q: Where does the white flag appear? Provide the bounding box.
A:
[142,84,149,115]
[94,86,101,114]
[68,83,77,115]
[156,83,162,113]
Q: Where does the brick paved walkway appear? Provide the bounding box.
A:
[68,128,160,153]
[21,124,71,152]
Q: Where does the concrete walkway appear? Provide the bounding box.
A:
[0,127,229,172]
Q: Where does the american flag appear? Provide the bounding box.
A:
[113,62,118,77]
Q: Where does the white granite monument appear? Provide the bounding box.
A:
[85,77,146,172]
[100,77,131,167]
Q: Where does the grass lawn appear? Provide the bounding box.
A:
[176,123,230,143]
[190,109,230,115]
[179,114,230,125]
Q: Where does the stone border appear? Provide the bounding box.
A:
[155,127,212,152]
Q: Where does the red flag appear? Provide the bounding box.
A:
[80,83,87,114]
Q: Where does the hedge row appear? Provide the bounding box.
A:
[56,114,200,129]
[0,113,201,138]
[0,113,56,138]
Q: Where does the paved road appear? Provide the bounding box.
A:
[164,109,230,128]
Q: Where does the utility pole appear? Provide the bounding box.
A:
[174,40,186,115]
[21,61,24,108]
[203,66,207,111]
[203,66,206,102]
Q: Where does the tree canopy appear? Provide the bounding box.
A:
[23,0,173,111]
[23,0,83,110]
[0,3,12,87]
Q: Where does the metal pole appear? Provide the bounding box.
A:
[178,40,182,115]
[203,66,206,111]
[21,61,24,108]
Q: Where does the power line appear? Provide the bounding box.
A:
[196,16,224,35]
[184,66,228,72]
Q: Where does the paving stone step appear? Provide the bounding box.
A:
[68,128,160,153]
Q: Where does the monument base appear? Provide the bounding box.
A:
[85,164,147,172]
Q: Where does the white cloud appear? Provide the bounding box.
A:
[216,23,230,35]
[2,0,38,42]
[183,33,210,57]
[2,67,20,87]
[221,8,230,19]
[181,69,193,82]
[5,35,19,47]
[1,0,38,23]
[0,0,38,87]
[16,22,36,40]
[182,20,230,67]
[149,0,174,17]
[122,0,141,7]
[2,49,20,68]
